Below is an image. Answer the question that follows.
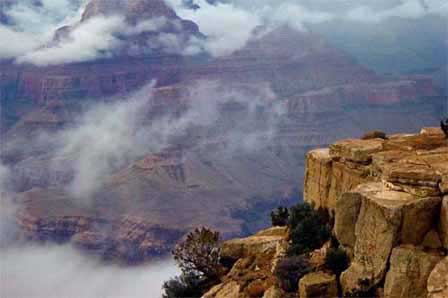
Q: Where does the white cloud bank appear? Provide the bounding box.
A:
[2,0,447,64]
[0,0,87,59]
[0,245,178,298]
[17,15,126,66]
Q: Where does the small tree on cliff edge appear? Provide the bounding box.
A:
[173,227,224,281]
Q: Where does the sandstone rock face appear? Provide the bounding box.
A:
[221,228,288,261]
[298,272,338,298]
[304,128,448,211]
[427,257,448,298]
[203,227,288,298]
[339,183,441,293]
[440,196,448,249]
[203,281,241,298]
[262,286,283,298]
[384,245,443,298]
[303,149,332,209]
[334,190,362,249]
[330,138,384,163]
[303,128,448,295]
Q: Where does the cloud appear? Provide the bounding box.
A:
[167,0,261,57]
[17,15,126,66]
[0,0,86,59]
[0,26,42,59]
[4,0,86,33]
[53,82,156,200]
[0,244,178,298]
[166,0,448,57]
[345,0,448,23]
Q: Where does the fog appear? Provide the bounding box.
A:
[0,245,178,298]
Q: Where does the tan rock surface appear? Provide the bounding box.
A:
[221,235,286,261]
[383,245,443,298]
[327,161,371,211]
[203,281,242,298]
[303,149,333,209]
[298,272,338,298]
[440,196,448,249]
[206,227,288,298]
[427,257,448,298]
[339,183,441,293]
[262,286,283,298]
[330,138,384,163]
[334,190,362,249]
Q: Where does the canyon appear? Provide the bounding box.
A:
[1,0,446,264]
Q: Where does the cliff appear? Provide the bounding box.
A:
[204,126,448,298]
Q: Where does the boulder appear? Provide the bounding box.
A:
[262,286,283,298]
[334,190,362,249]
[246,279,267,297]
[339,183,441,293]
[440,196,448,249]
[440,175,448,194]
[303,149,333,209]
[203,281,241,298]
[221,234,287,262]
[382,159,442,197]
[329,138,384,163]
[427,257,448,298]
[327,161,370,211]
[420,127,445,136]
[384,245,443,298]
[298,272,338,298]
[421,229,443,249]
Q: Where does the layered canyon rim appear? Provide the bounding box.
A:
[0,0,447,297]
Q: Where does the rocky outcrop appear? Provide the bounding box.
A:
[203,227,288,298]
[427,257,448,298]
[298,272,338,298]
[440,196,448,249]
[384,245,443,298]
[304,127,448,296]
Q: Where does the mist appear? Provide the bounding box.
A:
[4,79,282,202]
[0,244,178,298]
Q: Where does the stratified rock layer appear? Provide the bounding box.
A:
[304,127,447,295]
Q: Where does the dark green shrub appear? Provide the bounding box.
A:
[270,207,289,226]
[173,227,224,281]
[287,203,331,256]
[325,247,350,276]
[274,255,311,292]
[162,274,204,298]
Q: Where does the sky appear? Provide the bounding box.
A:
[0,0,446,65]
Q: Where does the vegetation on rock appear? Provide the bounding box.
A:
[287,202,331,256]
[270,207,289,227]
[173,227,223,280]
[162,274,205,298]
[274,255,311,292]
[325,247,350,276]
[163,227,223,298]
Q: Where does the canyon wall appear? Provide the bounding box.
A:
[204,126,447,298]
[303,126,448,297]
